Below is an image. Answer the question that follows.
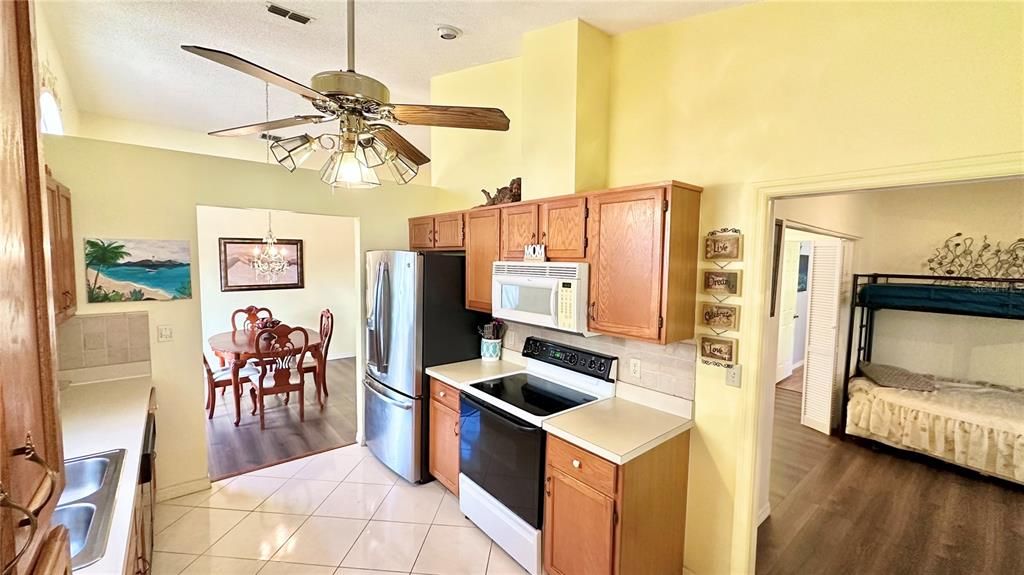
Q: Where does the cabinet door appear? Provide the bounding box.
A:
[409,216,436,249]
[2,5,65,573]
[465,208,501,312]
[500,204,539,260]
[543,466,616,575]
[587,187,666,341]
[45,176,64,322]
[57,185,75,318]
[540,197,587,260]
[29,527,70,575]
[434,213,464,249]
[428,400,460,495]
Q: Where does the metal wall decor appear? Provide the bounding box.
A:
[927,233,1024,286]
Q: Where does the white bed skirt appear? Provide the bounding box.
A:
[846,377,1024,485]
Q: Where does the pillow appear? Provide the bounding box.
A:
[858,361,936,392]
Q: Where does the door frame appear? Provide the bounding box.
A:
[736,152,1024,571]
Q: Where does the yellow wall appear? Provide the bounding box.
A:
[431,58,524,205]
[609,2,1022,572]
[33,1,79,134]
[430,1,1023,572]
[42,135,463,494]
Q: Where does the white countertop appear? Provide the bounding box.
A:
[425,358,525,390]
[60,377,154,575]
[426,357,692,465]
[542,396,693,465]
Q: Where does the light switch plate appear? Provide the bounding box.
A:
[157,325,173,343]
[726,364,742,388]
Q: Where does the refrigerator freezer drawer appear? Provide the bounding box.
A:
[364,376,422,483]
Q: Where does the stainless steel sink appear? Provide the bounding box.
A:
[52,449,125,570]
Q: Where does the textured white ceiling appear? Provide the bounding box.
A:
[41,0,748,155]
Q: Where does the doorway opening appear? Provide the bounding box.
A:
[196,205,361,480]
[754,176,1024,574]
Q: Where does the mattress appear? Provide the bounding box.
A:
[846,376,1024,484]
[857,283,1024,319]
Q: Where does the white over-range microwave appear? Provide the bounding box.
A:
[491,261,595,336]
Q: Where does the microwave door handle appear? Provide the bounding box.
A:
[549,283,558,325]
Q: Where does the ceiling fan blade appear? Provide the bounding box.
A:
[390,104,510,131]
[209,115,328,137]
[371,125,430,166]
[181,45,326,101]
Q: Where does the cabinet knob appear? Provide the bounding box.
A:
[438,391,445,398]
[572,459,582,469]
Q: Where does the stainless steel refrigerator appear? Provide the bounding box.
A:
[364,250,486,483]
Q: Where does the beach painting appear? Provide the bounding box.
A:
[85,238,191,302]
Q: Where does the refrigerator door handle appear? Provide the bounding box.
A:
[364,377,412,410]
[367,261,382,371]
[379,261,392,373]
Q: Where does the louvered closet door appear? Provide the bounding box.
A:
[801,242,843,435]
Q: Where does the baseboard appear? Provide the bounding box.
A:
[757,502,772,525]
[156,476,212,503]
[327,352,356,361]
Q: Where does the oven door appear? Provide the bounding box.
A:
[491,275,561,330]
[459,392,546,529]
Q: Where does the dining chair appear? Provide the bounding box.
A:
[302,309,334,402]
[251,324,309,430]
[202,355,259,420]
[231,305,273,331]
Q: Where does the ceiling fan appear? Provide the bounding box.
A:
[181,0,509,188]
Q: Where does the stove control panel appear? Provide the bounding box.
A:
[522,337,618,382]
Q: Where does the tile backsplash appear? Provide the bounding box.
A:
[502,323,696,400]
[57,312,151,370]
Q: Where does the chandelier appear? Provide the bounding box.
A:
[269,114,418,189]
[251,212,288,279]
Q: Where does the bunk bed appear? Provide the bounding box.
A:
[842,273,1024,485]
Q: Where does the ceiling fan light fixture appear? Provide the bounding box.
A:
[359,134,387,168]
[385,151,418,185]
[320,137,380,189]
[270,133,318,172]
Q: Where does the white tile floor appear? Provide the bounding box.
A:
[154,444,529,575]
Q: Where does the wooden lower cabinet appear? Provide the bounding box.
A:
[543,432,690,575]
[428,379,460,495]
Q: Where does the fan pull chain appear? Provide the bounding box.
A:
[264,81,271,164]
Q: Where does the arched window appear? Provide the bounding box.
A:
[39,90,64,135]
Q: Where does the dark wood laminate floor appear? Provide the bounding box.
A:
[206,358,357,480]
[758,389,1024,575]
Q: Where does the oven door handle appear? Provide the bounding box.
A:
[461,392,539,433]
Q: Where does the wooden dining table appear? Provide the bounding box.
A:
[208,328,326,426]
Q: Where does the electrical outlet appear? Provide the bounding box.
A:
[629,358,642,379]
[726,364,742,388]
[157,325,173,343]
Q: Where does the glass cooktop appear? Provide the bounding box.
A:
[469,373,597,417]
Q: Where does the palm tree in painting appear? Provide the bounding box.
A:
[84,239,130,290]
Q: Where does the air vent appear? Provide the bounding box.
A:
[493,262,583,280]
[266,3,313,25]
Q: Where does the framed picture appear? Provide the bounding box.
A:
[704,233,743,262]
[84,238,191,302]
[701,269,743,297]
[700,335,739,365]
[700,303,741,331]
[218,237,304,292]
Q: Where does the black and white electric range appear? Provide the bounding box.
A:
[458,337,617,575]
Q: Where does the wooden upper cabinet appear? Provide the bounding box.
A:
[540,196,587,260]
[544,467,616,575]
[433,212,464,249]
[465,208,501,312]
[500,203,539,260]
[586,182,701,343]
[587,187,666,341]
[45,173,75,324]
[409,216,436,249]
